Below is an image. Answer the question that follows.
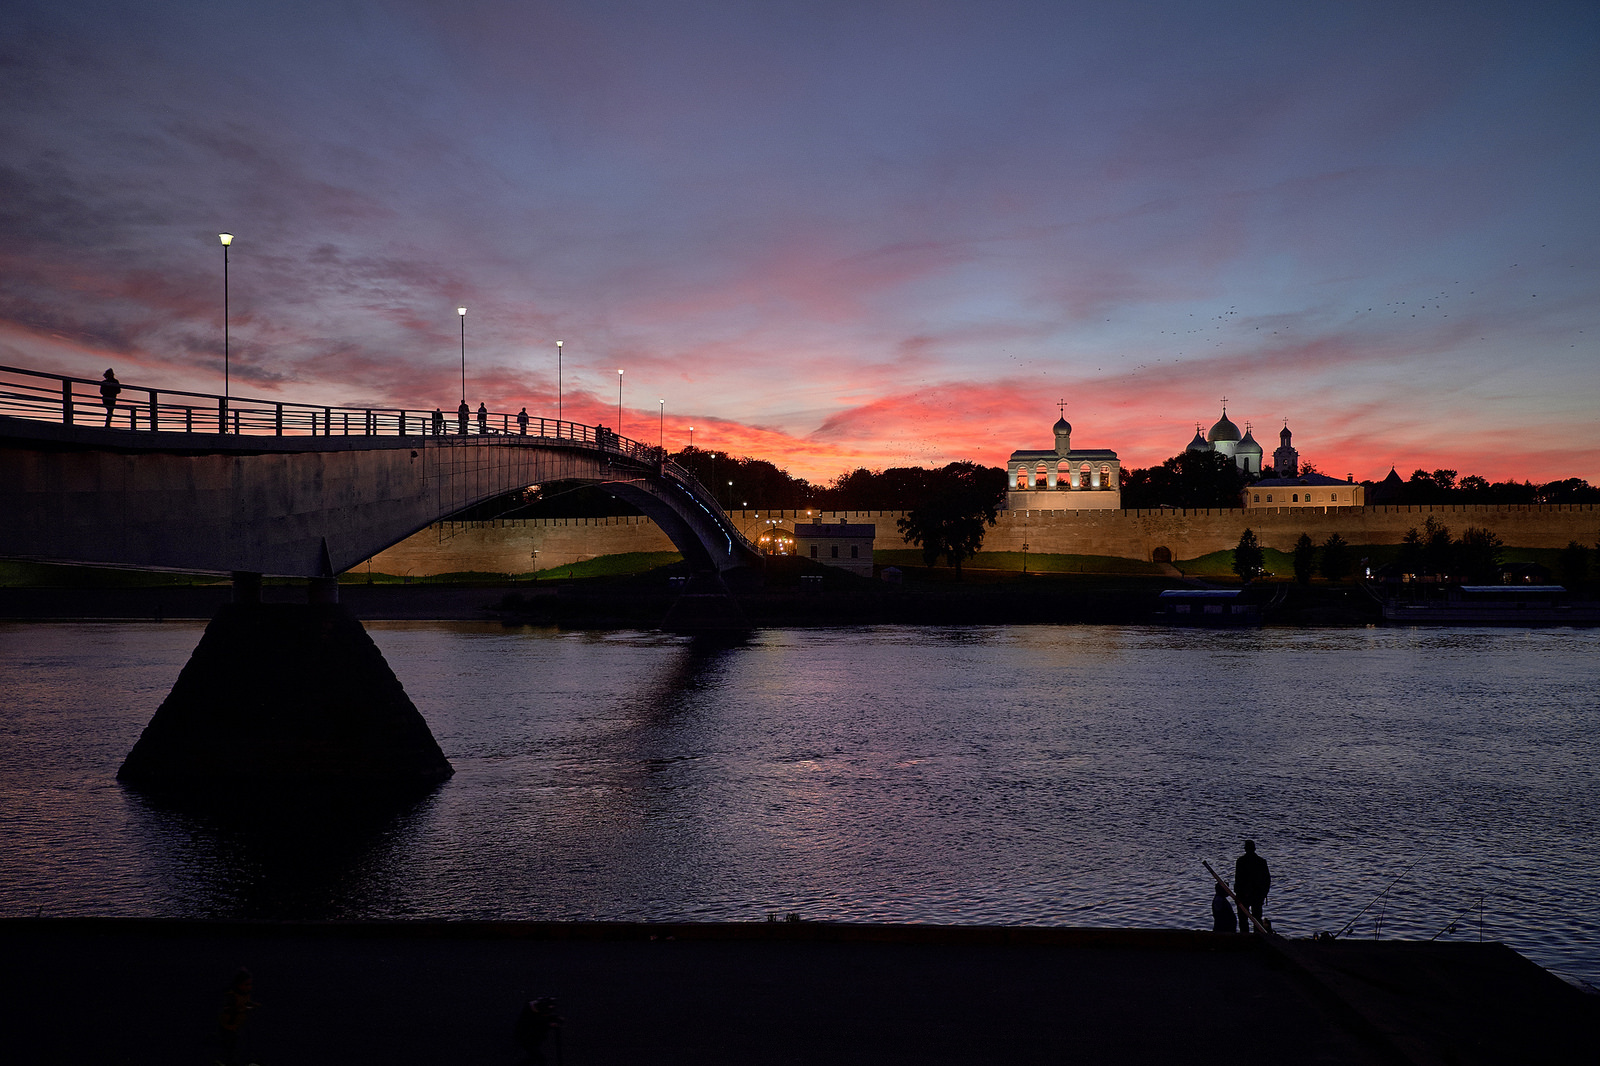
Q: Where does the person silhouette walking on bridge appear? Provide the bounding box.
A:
[457,400,469,435]
[477,402,489,434]
[431,408,444,435]
[517,407,529,435]
[1234,840,1271,932]
[99,368,121,427]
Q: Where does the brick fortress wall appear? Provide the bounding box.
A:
[367,505,1600,575]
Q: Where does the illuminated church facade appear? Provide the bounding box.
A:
[1005,409,1122,510]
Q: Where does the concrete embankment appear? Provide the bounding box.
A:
[3,920,1594,1065]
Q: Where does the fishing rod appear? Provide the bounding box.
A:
[1428,896,1483,942]
[1333,860,1418,941]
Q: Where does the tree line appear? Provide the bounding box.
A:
[1123,455,1600,511]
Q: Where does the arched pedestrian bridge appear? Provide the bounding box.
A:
[0,364,761,580]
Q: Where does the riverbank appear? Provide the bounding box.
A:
[4,919,1593,1065]
[0,568,1383,626]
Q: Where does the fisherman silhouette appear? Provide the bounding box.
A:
[515,996,561,1065]
[1212,881,1237,933]
[1234,840,1271,932]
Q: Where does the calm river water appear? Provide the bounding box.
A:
[1,621,1596,986]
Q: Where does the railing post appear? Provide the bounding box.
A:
[185,408,193,433]
[324,407,331,435]
[399,410,406,436]
[364,409,372,435]
[218,397,227,434]
[275,403,283,436]
[62,378,73,426]
[148,390,158,431]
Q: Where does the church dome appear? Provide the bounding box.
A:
[1186,427,1208,452]
[1207,411,1241,444]
[1237,427,1262,455]
[1053,416,1072,434]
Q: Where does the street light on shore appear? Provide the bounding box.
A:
[457,307,467,405]
[219,233,233,426]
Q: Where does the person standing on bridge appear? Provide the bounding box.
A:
[517,407,529,435]
[457,400,470,435]
[477,402,489,434]
[99,368,121,427]
[432,408,444,435]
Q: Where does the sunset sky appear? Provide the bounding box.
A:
[2,0,1596,484]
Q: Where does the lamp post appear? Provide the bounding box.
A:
[219,233,232,428]
[616,369,623,434]
[1022,542,1029,575]
[457,307,467,405]
[658,398,664,449]
[556,340,563,422]
[689,425,694,449]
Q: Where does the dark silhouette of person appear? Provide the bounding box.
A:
[1235,840,1271,932]
[515,996,561,1065]
[517,406,529,435]
[477,401,489,433]
[457,400,470,434]
[431,407,444,435]
[214,967,260,1065]
[99,368,121,426]
[1212,882,1237,933]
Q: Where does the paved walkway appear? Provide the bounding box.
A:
[4,921,1594,1065]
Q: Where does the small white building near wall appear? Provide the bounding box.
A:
[795,518,875,575]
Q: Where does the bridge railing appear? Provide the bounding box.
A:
[0,363,627,448]
[1,361,753,552]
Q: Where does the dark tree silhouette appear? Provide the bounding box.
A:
[1292,533,1316,585]
[1558,540,1589,591]
[894,462,1007,574]
[1456,526,1504,584]
[1232,528,1264,583]
[1320,532,1352,583]
[1122,450,1250,509]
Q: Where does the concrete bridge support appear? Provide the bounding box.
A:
[117,595,452,797]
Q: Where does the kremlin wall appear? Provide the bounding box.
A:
[367,504,1600,577]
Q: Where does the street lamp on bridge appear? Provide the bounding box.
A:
[556,340,563,421]
[617,368,623,434]
[457,306,467,405]
[658,398,664,449]
[219,233,233,428]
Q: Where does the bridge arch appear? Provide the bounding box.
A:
[0,414,759,578]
